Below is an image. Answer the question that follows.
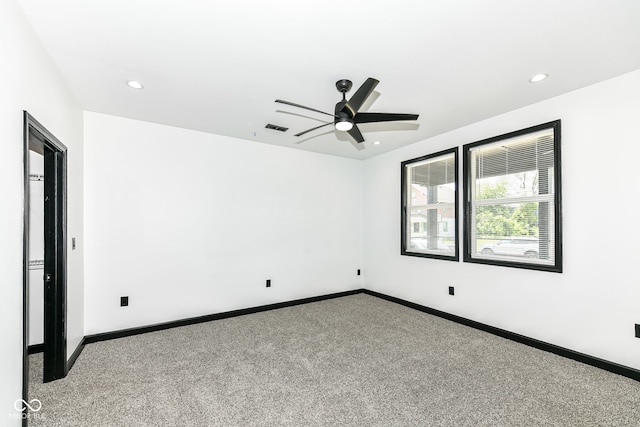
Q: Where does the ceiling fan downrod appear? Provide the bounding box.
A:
[335,79,353,101]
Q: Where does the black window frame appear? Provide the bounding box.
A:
[463,120,562,272]
[401,147,459,261]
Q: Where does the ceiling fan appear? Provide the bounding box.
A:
[275,77,419,144]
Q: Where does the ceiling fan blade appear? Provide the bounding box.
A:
[275,99,336,118]
[343,78,379,116]
[354,112,419,124]
[347,124,365,143]
[294,122,333,137]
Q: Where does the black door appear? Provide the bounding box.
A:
[23,112,68,424]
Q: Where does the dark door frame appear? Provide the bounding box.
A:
[22,111,68,415]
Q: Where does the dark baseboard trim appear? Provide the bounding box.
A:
[27,343,44,355]
[85,289,364,345]
[66,337,85,374]
[78,287,639,383]
[27,340,85,374]
[363,289,640,382]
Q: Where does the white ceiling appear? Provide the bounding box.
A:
[16,0,640,159]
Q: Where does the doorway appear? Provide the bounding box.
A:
[22,112,68,407]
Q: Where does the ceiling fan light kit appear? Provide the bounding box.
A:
[335,118,353,131]
[275,77,419,147]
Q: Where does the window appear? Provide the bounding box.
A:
[463,120,562,272]
[401,148,458,260]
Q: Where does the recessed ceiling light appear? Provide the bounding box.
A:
[373,141,381,145]
[126,80,144,89]
[529,73,548,83]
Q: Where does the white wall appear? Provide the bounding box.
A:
[363,69,640,370]
[0,1,83,423]
[0,2,26,424]
[19,3,85,362]
[83,112,363,334]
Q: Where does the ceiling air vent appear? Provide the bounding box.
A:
[265,124,288,132]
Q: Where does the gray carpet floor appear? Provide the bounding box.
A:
[28,294,640,426]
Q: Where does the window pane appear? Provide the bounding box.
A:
[476,172,540,200]
[474,200,555,264]
[401,148,458,260]
[408,205,455,254]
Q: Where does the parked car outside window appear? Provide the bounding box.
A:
[410,238,453,253]
[479,237,539,258]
